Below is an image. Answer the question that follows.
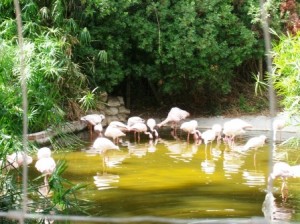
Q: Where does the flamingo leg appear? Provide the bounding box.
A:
[281,180,289,202]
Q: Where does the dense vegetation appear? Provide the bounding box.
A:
[1,0,300,218]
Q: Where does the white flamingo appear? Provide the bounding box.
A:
[6,152,33,169]
[91,137,120,154]
[223,118,252,144]
[81,114,105,139]
[201,129,217,151]
[104,123,127,144]
[94,124,103,136]
[269,162,300,201]
[147,118,159,139]
[127,116,145,127]
[273,118,286,142]
[109,121,129,132]
[241,135,267,166]
[243,135,267,151]
[212,124,222,142]
[180,120,198,142]
[35,147,56,188]
[129,122,153,142]
[90,137,120,174]
[157,107,190,136]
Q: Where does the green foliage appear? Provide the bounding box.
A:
[76,0,260,105]
[272,32,300,116]
[48,160,87,214]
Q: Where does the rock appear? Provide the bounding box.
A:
[119,106,130,115]
[105,107,119,116]
[107,97,121,107]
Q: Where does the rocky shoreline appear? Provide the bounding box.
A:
[28,111,299,145]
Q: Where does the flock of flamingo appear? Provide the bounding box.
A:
[2,107,300,200]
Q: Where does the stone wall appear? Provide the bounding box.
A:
[28,95,130,144]
[102,96,131,126]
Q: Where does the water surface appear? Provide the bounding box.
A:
[33,129,300,223]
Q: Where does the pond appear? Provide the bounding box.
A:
[30,128,300,223]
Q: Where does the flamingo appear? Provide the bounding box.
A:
[223,118,252,145]
[94,124,103,136]
[127,116,145,127]
[180,120,198,142]
[212,124,222,142]
[241,135,267,166]
[201,129,217,151]
[273,118,286,142]
[89,137,120,175]
[243,135,267,151]
[109,121,129,132]
[104,123,127,144]
[81,114,105,140]
[35,147,56,191]
[157,107,190,136]
[146,118,159,139]
[129,122,153,142]
[91,137,120,154]
[269,162,300,201]
[6,152,33,169]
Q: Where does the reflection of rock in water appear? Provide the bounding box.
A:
[94,173,120,190]
[262,192,294,223]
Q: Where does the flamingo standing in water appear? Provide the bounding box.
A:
[90,137,120,174]
[273,118,286,142]
[104,122,127,144]
[6,152,33,169]
[269,162,300,201]
[157,107,190,137]
[180,120,198,142]
[129,122,153,142]
[147,118,159,139]
[81,114,105,140]
[127,116,145,128]
[35,147,56,193]
[243,135,267,151]
[91,137,120,154]
[212,124,222,142]
[223,118,252,145]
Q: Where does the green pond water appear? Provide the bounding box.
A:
[31,129,300,223]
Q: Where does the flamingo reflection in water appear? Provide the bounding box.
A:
[160,139,198,163]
